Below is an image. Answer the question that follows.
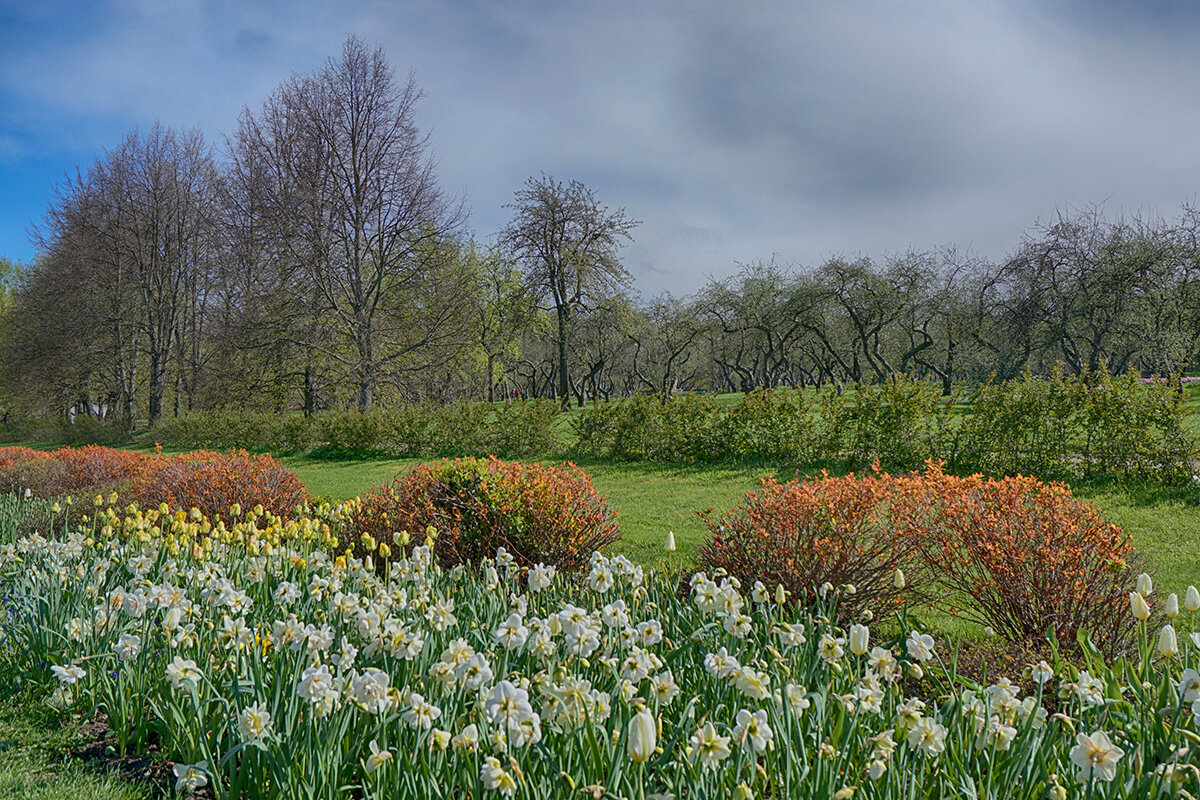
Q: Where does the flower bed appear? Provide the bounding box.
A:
[1,502,1197,799]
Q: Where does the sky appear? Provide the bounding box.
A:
[1,0,1199,295]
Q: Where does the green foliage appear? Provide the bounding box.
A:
[153,400,563,461]
[570,372,1197,483]
[961,368,1195,482]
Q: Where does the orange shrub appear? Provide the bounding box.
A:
[907,463,1138,653]
[131,449,309,520]
[351,457,620,572]
[0,446,48,471]
[698,468,928,620]
[700,463,1139,651]
[0,445,144,498]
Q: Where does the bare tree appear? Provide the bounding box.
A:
[236,35,466,411]
[502,174,638,409]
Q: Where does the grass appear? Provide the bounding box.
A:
[279,453,1200,596]
[0,690,153,800]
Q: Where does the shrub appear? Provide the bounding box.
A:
[131,449,310,520]
[350,457,619,572]
[697,468,926,620]
[0,445,144,499]
[700,462,1140,652]
[907,463,1139,655]
[489,399,561,458]
[0,446,48,471]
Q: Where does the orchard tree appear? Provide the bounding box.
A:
[502,175,638,409]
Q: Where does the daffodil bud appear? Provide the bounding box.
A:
[627,708,656,763]
[1165,592,1179,619]
[1186,585,1200,612]
[893,569,906,590]
[847,623,869,656]
[1130,591,1151,621]
[1137,573,1153,596]
[733,783,755,800]
[1158,624,1179,658]
[776,584,788,605]
[665,530,676,553]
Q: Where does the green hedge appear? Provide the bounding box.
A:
[570,371,1197,482]
[151,399,562,460]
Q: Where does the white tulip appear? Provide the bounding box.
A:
[1158,624,1179,658]
[627,708,656,763]
[849,624,870,657]
[1137,573,1153,596]
[1130,591,1151,621]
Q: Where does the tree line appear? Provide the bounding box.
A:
[5,36,1200,426]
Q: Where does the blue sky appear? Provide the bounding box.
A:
[2,0,1199,293]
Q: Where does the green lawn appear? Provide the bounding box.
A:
[0,690,153,800]
[279,454,1200,596]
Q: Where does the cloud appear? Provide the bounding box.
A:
[1,0,1199,288]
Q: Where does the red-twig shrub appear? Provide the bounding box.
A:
[908,463,1138,654]
[698,468,927,620]
[130,449,309,520]
[350,457,620,572]
[699,463,1139,652]
[0,445,145,498]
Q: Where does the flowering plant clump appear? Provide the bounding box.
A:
[3,499,1199,800]
[348,457,619,572]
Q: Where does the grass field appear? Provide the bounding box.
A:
[275,453,1200,596]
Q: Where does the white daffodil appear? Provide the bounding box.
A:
[1069,730,1124,783]
[51,664,86,684]
[907,717,947,757]
[165,656,202,690]
[906,630,935,662]
[480,755,518,796]
[733,708,774,752]
[237,701,273,744]
[690,721,732,770]
[172,761,208,794]
[364,739,393,773]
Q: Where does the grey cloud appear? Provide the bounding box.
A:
[2,0,1200,291]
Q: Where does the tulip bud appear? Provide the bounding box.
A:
[665,530,676,553]
[1158,623,1179,658]
[1137,573,1153,596]
[1130,591,1151,621]
[1165,592,1179,619]
[849,624,870,656]
[627,708,656,763]
[893,569,906,590]
[1186,585,1200,612]
[733,783,755,800]
[1048,785,1067,800]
